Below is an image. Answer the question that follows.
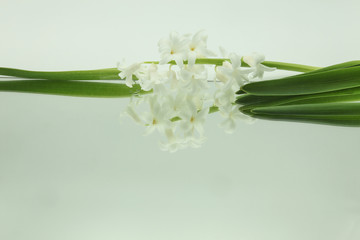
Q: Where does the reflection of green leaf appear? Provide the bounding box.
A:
[279,94,360,105]
[237,86,360,110]
[247,114,360,127]
[0,80,149,98]
[243,103,360,127]
[251,102,360,116]
[241,65,360,96]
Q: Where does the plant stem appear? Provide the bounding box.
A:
[258,61,320,72]
[0,59,320,80]
[145,58,320,72]
[0,68,119,81]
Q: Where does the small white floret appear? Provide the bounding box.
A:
[243,52,276,80]
[117,61,143,88]
[158,31,189,67]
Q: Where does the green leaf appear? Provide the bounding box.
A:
[0,80,148,98]
[236,94,288,105]
[235,61,360,95]
[241,64,360,96]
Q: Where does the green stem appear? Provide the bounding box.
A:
[145,58,320,72]
[259,61,320,72]
[0,59,319,80]
[0,67,119,80]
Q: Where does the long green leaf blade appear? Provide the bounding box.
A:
[241,65,360,96]
[235,61,360,95]
[236,94,287,105]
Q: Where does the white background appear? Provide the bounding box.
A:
[1,0,360,240]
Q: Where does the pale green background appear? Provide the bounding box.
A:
[1,0,360,239]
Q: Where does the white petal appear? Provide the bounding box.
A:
[173,55,184,67]
[125,76,134,88]
[229,53,242,68]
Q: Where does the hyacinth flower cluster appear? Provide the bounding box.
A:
[1,31,359,152]
[118,31,275,152]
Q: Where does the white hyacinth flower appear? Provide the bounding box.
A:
[219,104,255,134]
[117,61,143,88]
[121,31,274,152]
[187,30,215,65]
[216,53,252,88]
[180,65,208,94]
[138,64,165,91]
[215,62,232,84]
[243,52,276,80]
[214,80,237,107]
[158,31,189,67]
[229,53,252,86]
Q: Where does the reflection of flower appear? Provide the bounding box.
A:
[214,81,236,107]
[219,104,255,134]
[142,95,172,136]
[124,100,142,124]
[180,65,208,94]
[160,128,185,153]
[179,102,209,137]
[121,31,272,152]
